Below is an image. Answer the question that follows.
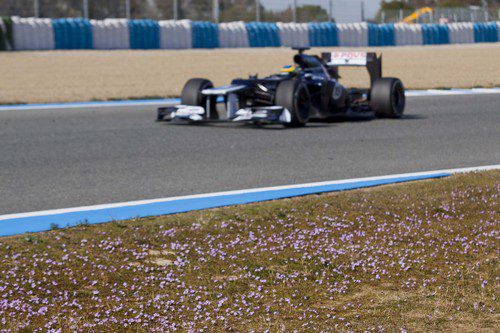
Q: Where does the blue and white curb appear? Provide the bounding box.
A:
[405,87,500,97]
[0,99,178,111]
[0,165,498,237]
[1,88,499,112]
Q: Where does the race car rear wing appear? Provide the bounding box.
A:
[321,52,382,85]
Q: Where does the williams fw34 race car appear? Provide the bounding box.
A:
[157,48,405,127]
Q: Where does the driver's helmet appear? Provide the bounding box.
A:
[280,65,297,75]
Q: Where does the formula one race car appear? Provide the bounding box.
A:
[157,48,405,127]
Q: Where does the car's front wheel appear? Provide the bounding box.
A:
[370,78,405,118]
[180,78,218,119]
[275,80,311,128]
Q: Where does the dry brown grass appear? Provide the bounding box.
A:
[1,43,499,104]
[0,171,498,331]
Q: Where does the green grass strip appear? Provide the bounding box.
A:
[0,16,13,50]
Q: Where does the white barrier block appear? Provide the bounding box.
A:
[337,23,367,47]
[111,19,130,50]
[338,23,353,47]
[297,23,310,48]
[12,17,54,50]
[92,19,130,50]
[234,22,248,48]
[218,22,229,47]
[276,22,290,47]
[42,18,54,50]
[348,23,356,46]
[354,22,368,47]
[159,20,192,49]
[218,21,248,48]
[395,23,407,45]
[91,20,104,49]
[395,23,422,46]
[448,22,474,44]
[410,24,423,45]
[277,22,309,48]
[464,22,474,44]
[12,17,27,50]
[336,23,346,46]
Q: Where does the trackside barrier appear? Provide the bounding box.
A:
[308,22,338,47]
[12,17,54,50]
[191,21,219,48]
[337,23,368,47]
[129,19,159,49]
[159,20,192,49]
[394,23,423,45]
[246,22,280,47]
[52,18,92,49]
[90,20,108,49]
[5,18,500,51]
[473,22,498,43]
[369,23,395,46]
[91,19,130,49]
[422,24,450,45]
[218,21,249,48]
[379,24,396,46]
[276,22,309,48]
[448,22,474,44]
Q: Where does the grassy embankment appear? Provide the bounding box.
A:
[0,170,498,331]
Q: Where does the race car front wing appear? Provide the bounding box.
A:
[157,104,292,124]
[157,84,292,124]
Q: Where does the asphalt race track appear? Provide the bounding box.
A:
[1,94,499,215]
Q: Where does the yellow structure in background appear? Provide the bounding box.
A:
[402,7,434,23]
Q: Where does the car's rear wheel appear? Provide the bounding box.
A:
[275,80,311,127]
[180,78,218,119]
[370,78,405,118]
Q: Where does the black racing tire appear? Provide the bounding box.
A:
[180,78,218,119]
[275,80,311,128]
[370,78,405,118]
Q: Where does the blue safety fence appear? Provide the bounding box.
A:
[52,18,92,49]
[368,23,395,46]
[422,24,450,45]
[308,22,338,47]
[246,22,280,47]
[191,21,219,48]
[129,19,160,49]
[473,22,498,43]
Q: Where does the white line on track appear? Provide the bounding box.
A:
[405,87,500,97]
[1,164,498,221]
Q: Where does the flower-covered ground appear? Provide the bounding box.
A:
[0,171,498,332]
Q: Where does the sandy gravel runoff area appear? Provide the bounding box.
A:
[0,43,499,104]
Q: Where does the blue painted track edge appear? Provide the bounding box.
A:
[0,172,450,237]
[0,98,179,110]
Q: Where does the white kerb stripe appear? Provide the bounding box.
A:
[0,164,498,221]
